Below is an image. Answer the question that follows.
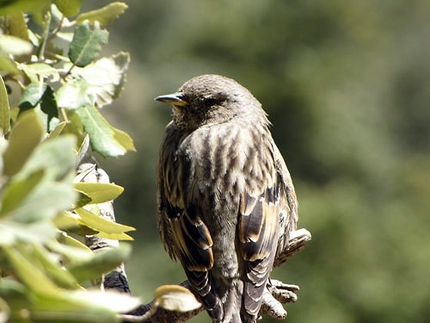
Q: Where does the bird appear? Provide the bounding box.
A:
[155,74,298,323]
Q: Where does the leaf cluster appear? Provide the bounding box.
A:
[0,2,138,322]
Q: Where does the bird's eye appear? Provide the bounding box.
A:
[203,98,218,107]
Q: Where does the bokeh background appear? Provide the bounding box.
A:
[86,1,430,322]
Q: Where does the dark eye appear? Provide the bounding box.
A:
[204,98,218,106]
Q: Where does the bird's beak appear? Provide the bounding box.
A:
[154,92,188,106]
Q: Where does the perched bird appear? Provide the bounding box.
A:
[155,74,298,323]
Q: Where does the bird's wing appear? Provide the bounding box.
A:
[238,182,282,317]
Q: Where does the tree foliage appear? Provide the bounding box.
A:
[0,2,137,322]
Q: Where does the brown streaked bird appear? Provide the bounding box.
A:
[155,74,298,323]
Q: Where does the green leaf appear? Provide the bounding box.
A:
[32,244,79,289]
[112,126,135,152]
[54,0,83,17]
[74,182,124,204]
[0,75,10,134]
[19,82,47,110]
[76,2,128,26]
[21,63,60,83]
[0,52,20,74]
[0,279,33,310]
[56,78,92,110]
[75,105,127,157]
[19,135,76,181]
[68,52,130,108]
[6,12,30,41]
[67,243,131,282]
[0,170,45,217]
[0,0,51,16]
[0,35,32,56]
[0,220,57,245]
[3,245,59,296]
[75,207,134,236]
[2,109,44,177]
[46,236,93,264]
[68,21,108,68]
[46,121,67,140]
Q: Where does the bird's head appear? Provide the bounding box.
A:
[155,74,266,131]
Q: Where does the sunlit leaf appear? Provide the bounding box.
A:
[0,0,51,16]
[68,52,130,108]
[32,244,79,289]
[0,35,32,56]
[3,246,59,296]
[69,21,108,67]
[19,135,76,181]
[2,109,43,177]
[74,182,124,204]
[75,207,135,236]
[67,243,131,282]
[46,121,67,140]
[56,78,92,110]
[21,63,60,83]
[154,285,201,312]
[19,82,47,109]
[0,53,19,74]
[0,75,10,134]
[0,170,45,217]
[75,105,127,157]
[67,290,140,313]
[6,12,29,41]
[76,2,128,26]
[54,0,83,17]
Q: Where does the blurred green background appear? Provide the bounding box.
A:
[89,0,430,322]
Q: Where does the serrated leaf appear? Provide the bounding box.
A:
[69,52,130,108]
[75,207,135,235]
[74,182,124,204]
[6,12,30,41]
[56,78,92,110]
[75,105,127,157]
[0,35,32,56]
[154,285,201,312]
[54,0,83,17]
[76,2,128,26]
[2,109,43,177]
[69,21,108,67]
[67,243,131,282]
[0,75,10,134]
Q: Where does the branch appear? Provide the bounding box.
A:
[78,163,312,322]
